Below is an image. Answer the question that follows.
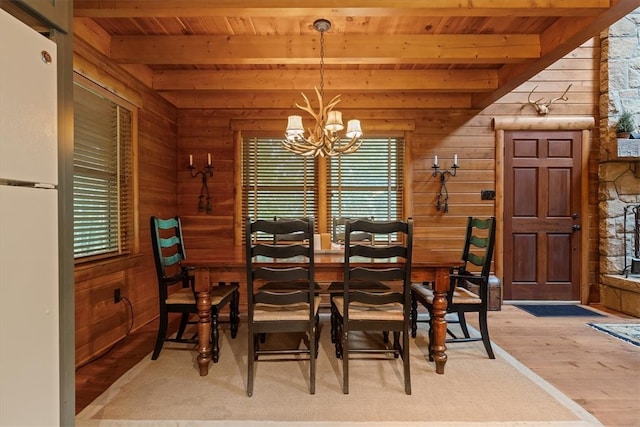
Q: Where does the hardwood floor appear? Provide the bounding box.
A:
[75,304,640,426]
[485,304,639,427]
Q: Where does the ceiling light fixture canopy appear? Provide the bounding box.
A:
[282,19,363,157]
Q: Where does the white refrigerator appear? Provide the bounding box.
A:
[0,9,60,426]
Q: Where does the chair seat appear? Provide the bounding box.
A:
[166,284,239,306]
[333,295,404,321]
[411,283,482,305]
[254,296,322,321]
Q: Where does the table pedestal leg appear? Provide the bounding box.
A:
[196,290,211,376]
[431,289,448,374]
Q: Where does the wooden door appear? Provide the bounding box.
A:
[503,130,582,300]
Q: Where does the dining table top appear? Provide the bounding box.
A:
[185,245,463,268]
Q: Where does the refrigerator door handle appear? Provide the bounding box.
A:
[0,179,57,189]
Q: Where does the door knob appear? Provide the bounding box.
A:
[572,224,582,231]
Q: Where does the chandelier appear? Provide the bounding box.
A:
[282,19,363,157]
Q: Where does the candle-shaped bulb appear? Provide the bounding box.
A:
[189,154,193,166]
[454,154,458,166]
[207,153,211,166]
[434,155,438,166]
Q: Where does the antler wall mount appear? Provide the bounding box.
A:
[525,84,572,115]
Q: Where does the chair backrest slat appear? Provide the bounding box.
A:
[162,252,183,269]
[459,216,496,286]
[159,234,181,249]
[271,216,312,243]
[253,266,310,281]
[332,216,374,243]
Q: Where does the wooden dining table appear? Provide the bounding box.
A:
[183,246,462,377]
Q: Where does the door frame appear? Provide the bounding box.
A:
[493,116,594,304]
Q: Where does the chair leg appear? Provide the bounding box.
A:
[247,329,255,397]
[315,314,321,359]
[335,315,343,358]
[151,309,168,360]
[410,294,418,338]
[330,301,337,343]
[176,312,190,340]
[393,331,400,358]
[427,306,435,362]
[211,311,220,363]
[309,323,317,394]
[402,329,411,395]
[479,309,495,359]
[342,329,349,394]
[230,288,240,338]
[458,311,471,338]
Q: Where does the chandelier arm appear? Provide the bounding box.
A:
[284,134,323,150]
[332,136,364,154]
[282,141,320,157]
[323,94,341,116]
[295,92,321,123]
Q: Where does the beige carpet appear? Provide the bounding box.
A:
[76,315,602,426]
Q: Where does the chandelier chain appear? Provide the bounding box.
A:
[319,30,325,98]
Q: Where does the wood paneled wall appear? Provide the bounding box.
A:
[74,33,600,364]
[73,37,179,366]
[177,40,601,305]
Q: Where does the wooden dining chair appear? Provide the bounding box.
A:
[328,216,390,343]
[331,218,413,394]
[260,216,322,294]
[410,216,496,359]
[150,216,239,362]
[245,217,321,396]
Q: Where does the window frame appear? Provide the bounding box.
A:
[241,134,405,239]
[72,74,139,263]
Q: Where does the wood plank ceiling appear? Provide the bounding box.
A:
[73,0,640,111]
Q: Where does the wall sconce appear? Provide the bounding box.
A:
[432,154,459,213]
[188,153,213,214]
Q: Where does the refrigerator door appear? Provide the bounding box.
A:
[0,8,60,426]
[0,9,58,185]
[0,185,59,426]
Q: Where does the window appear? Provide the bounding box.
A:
[243,137,317,222]
[327,137,404,222]
[73,80,135,260]
[242,136,404,233]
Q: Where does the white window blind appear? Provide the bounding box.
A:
[327,137,403,222]
[242,137,317,223]
[73,83,133,259]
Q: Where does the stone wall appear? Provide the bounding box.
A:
[598,7,640,317]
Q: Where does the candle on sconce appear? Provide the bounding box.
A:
[189,154,193,166]
[207,153,212,166]
[434,155,438,166]
[454,154,458,166]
